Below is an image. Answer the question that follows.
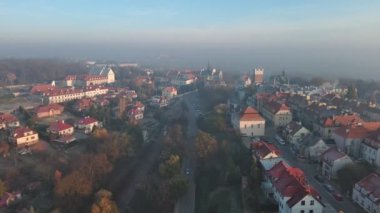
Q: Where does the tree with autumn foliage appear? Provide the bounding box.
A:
[91,189,119,213]
[195,131,218,160]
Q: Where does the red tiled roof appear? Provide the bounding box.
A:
[0,113,18,123]
[356,173,380,203]
[323,114,363,127]
[264,100,290,114]
[77,117,98,125]
[135,101,145,108]
[334,125,372,139]
[83,74,108,81]
[267,161,321,208]
[251,141,280,159]
[240,107,264,121]
[30,84,56,94]
[48,120,73,132]
[12,127,36,139]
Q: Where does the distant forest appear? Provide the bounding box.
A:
[0,59,88,85]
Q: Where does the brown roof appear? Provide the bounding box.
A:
[356,173,380,204]
[35,104,64,114]
[240,107,264,121]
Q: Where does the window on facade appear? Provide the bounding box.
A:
[301,200,305,205]
[244,124,247,128]
[310,200,314,205]
[300,210,304,213]
[309,210,313,213]
[257,124,260,128]
[251,124,253,128]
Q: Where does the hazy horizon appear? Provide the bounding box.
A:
[1,0,380,79]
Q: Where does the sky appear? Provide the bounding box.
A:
[1,0,380,78]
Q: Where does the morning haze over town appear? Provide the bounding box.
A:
[0,1,379,213]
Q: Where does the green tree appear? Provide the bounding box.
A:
[337,162,373,195]
[91,189,120,213]
[168,175,189,200]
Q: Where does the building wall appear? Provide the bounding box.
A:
[306,140,329,161]
[289,128,310,144]
[13,133,39,147]
[352,185,380,213]
[273,110,292,127]
[360,143,380,167]
[286,195,323,213]
[239,120,265,137]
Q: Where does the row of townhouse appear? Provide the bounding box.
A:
[251,140,324,213]
[42,86,109,104]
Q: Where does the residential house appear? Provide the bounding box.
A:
[261,101,292,127]
[352,173,380,213]
[360,131,380,167]
[262,161,324,213]
[35,103,64,118]
[299,135,330,162]
[47,120,74,137]
[0,113,20,129]
[151,96,168,108]
[162,86,177,99]
[251,140,280,160]
[283,121,310,146]
[321,148,353,180]
[333,122,380,158]
[128,108,144,121]
[314,114,364,139]
[9,127,39,147]
[238,107,265,137]
[75,117,100,134]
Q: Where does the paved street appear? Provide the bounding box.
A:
[174,91,199,213]
[265,126,363,213]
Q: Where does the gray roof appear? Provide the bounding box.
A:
[89,65,113,76]
[259,157,287,171]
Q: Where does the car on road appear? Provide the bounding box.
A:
[323,183,335,193]
[314,175,325,183]
[186,168,190,175]
[18,148,32,155]
[333,192,343,201]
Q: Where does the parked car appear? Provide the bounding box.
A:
[333,192,343,201]
[323,184,335,193]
